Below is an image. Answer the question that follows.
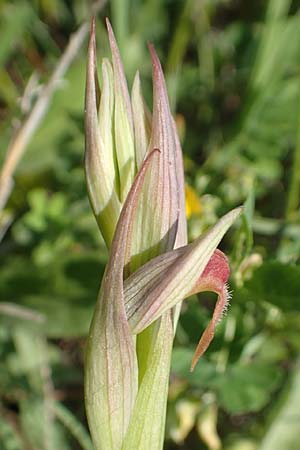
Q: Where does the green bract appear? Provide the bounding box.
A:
[84,18,242,450]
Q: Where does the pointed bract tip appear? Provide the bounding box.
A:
[105,17,112,30]
[148,43,161,70]
[235,205,244,215]
[91,16,96,33]
[106,17,118,51]
[132,71,141,97]
[89,17,96,48]
[88,17,97,61]
[86,16,100,109]
[147,42,155,54]
[148,43,169,99]
[220,205,244,228]
[133,70,141,84]
[231,205,244,223]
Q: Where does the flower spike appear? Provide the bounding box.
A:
[84,19,242,450]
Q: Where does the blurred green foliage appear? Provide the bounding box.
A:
[1,0,300,449]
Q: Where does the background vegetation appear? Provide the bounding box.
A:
[1,0,300,449]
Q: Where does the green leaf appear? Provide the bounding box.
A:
[19,295,93,337]
[213,362,283,414]
[0,252,102,338]
[242,261,300,311]
[20,397,70,450]
[0,415,23,450]
[259,361,300,450]
[0,2,34,66]
[171,347,216,387]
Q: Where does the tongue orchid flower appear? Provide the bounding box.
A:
[84,18,242,450]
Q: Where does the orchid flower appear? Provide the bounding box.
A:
[84,18,242,450]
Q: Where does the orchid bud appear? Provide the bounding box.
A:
[85,19,121,246]
[106,19,136,201]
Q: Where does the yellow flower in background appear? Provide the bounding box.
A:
[185,184,202,219]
